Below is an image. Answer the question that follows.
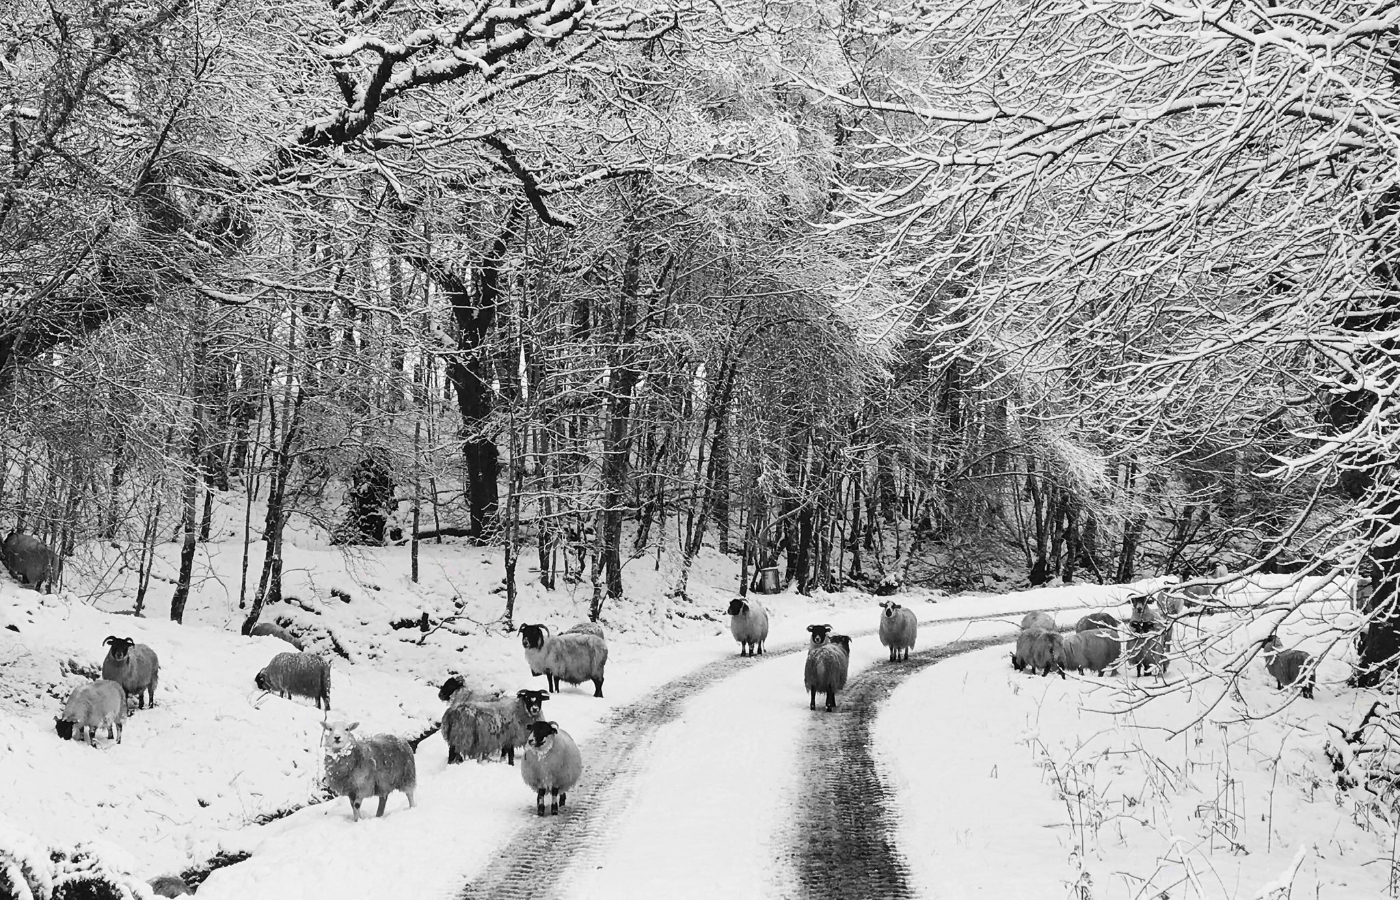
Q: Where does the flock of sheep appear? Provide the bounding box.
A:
[1008,591,1317,697]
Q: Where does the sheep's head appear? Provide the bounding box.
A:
[103,636,134,661]
[254,669,269,691]
[525,720,559,749]
[438,675,466,702]
[880,601,901,618]
[54,718,74,740]
[1010,651,1024,672]
[829,635,852,655]
[520,624,548,650]
[727,598,748,616]
[517,689,550,717]
[321,720,360,754]
[807,624,832,645]
[1262,634,1283,654]
[1128,595,1154,620]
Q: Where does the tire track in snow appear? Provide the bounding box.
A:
[457,612,1030,900]
[791,634,1014,900]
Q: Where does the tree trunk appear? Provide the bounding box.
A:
[170,327,210,625]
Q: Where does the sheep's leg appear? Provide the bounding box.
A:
[809,689,817,711]
[87,726,97,747]
[536,789,547,817]
[559,791,567,809]
[593,676,604,699]
[448,747,463,765]
[107,722,115,741]
[349,797,362,822]
[550,788,561,815]
[826,690,836,712]
[376,794,389,818]
[740,644,749,657]
[115,719,122,744]
[504,746,515,766]
[405,787,416,809]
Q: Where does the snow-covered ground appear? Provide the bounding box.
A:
[0,494,1390,899]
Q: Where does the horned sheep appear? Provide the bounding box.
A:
[256,651,331,710]
[100,636,160,712]
[805,631,851,711]
[322,720,417,821]
[878,601,917,662]
[54,680,126,747]
[441,687,550,765]
[519,624,608,697]
[727,598,770,657]
[521,720,583,817]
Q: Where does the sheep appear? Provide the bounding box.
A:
[807,623,833,646]
[2,532,55,592]
[1156,590,1185,618]
[437,674,473,703]
[442,689,550,765]
[1020,611,1055,632]
[1262,634,1316,699]
[100,636,159,713]
[256,651,331,710]
[563,622,606,639]
[878,601,918,661]
[321,720,417,821]
[1058,629,1121,676]
[728,598,770,656]
[148,874,193,896]
[1075,612,1119,633]
[521,720,583,817]
[1019,629,1065,678]
[54,679,126,747]
[521,626,608,697]
[805,631,851,711]
[249,621,303,650]
[1127,595,1173,677]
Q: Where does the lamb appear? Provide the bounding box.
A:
[148,875,193,896]
[249,621,303,650]
[805,631,851,711]
[521,720,583,817]
[728,598,770,656]
[54,680,126,747]
[1021,611,1055,632]
[1075,612,1119,633]
[520,625,608,697]
[100,636,159,712]
[2,532,55,592]
[878,601,918,661]
[255,651,331,710]
[441,689,550,765]
[1058,629,1121,676]
[321,720,417,821]
[1262,634,1316,699]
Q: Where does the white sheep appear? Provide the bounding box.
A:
[1262,634,1316,699]
[249,621,303,650]
[321,720,417,821]
[520,624,608,697]
[805,633,851,711]
[100,636,159,713]
[727,598,769,656]
[521,720,583,816]
[54,680,126,747]
[256,651,331,710]
[442,689,550,765]
[878,601,917,661]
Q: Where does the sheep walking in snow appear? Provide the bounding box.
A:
[1020,611,1055,632]
[442,689,550,765]
[728,598,769,656]
[256,651,331,710]
[1075,612,1119,633]
[520,624,608,697]
[101,636,159,713]
[1262,634,1316,699]
[54,680,127,747]
[321,720,417,821]
[878,601,918,662]
[521,720,582,817]
[249,621,303,650]
[805,631,852,711]
[1058,629,1121,676]
[2,531,55,592]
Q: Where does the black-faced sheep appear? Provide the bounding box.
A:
[256,651,331,710]
[1128,595,1173,677]
[442,689,550,765]
[2,532,55,592]
[148,874,193,896]
[100,636,159,712]
[805,632,851,711]
[1058,629,1121,676]
[1014,629,1064,678]
[807,623,833,646]
[1075,612,1119,633]
[728,598,770,656]
[878,601,917,661]
[54,679,126,746]
[521,720,583,817]
[1021,611,1055,632]
[249,621,303,650]
[521,625,608,697]
[1262,634,1316,699]
[321,720,417,821]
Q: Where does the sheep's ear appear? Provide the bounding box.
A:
[347,721,360,731]
[320,720,332,731]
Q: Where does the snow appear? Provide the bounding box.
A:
[0,496,1390,899]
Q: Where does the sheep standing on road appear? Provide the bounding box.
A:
[728,598,770,656]
[520,624,608,697]
[322,720,417,821]
[101,636,160,713]
[54,680,127,746]
[805,631,851,711]
[442,689,550,765]
[878,601,917,661]
[521,721,583,817]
